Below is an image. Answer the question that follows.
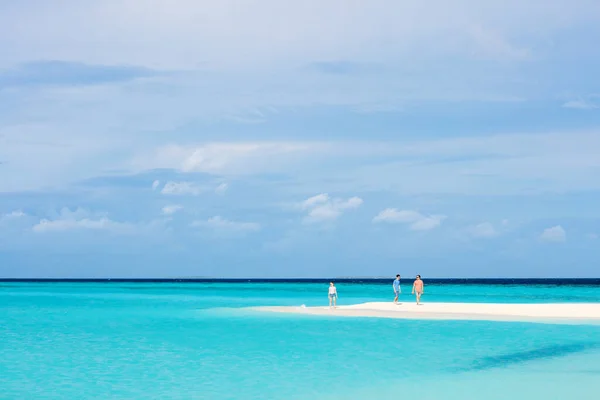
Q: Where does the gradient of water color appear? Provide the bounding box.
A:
[2,281,600,399]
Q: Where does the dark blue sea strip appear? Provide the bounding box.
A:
[1,278,600,285]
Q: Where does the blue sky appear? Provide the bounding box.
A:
[1,0,600,278]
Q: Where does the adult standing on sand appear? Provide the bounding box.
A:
[393,274,401,304]
[412,275,424,305]
[328,282,338,308]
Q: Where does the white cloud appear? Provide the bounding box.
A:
[373,209,421,223]
[410,216,445,231]
[2,210,26,219]
[152,180,160,190]
[33,218,120,232]
[562,100,598,110]
[540,225,566,243]
[215,183,228,195]
[301,194,363,223]
[302,193,330,209]
[467,222,497,238]
[191,216,260,232]
[180,143,313,173]
[0,210,28,228]
[161,205,183,215]
[135,142,318,175]
[32,208,133,233]
[373,208,445,231]
[160,181,202,196]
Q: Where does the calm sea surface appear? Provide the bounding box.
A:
[2,280,600,399]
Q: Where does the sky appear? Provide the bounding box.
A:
[1,0,600,278]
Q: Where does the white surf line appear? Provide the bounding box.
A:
[253,302,600,324]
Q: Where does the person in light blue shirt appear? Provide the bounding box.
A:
[393,274,401,304]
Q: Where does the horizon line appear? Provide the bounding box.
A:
[2,277,600,282]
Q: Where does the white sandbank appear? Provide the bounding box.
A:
[255,302,600,324]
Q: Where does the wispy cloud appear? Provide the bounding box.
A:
[540,225,566,243]
[215,183,228,195]
[562,99,599,110]
[135,142,318,175]
[129,131,600,197]
[347,131,600,195]
[301,193,330,209]
[32,208,133,233]
[161,205,183,215]
[373,208,445,231]
[3,128,600,195]
[3,0,586,71]
[1,210,26,220]
[161,181,203,196]
[152,180,161,190]
[301,193,363,223]
[0,61,158,89]
[191,216,260,232]
[467,222,498,238]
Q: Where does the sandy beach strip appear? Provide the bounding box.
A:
[254,302,600,324]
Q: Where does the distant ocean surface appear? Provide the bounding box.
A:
[2,280,600,399]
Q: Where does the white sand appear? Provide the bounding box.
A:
[255,302,600,324]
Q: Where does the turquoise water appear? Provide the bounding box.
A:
[2,282,600,399]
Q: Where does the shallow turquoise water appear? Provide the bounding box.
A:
[2,282,600,399]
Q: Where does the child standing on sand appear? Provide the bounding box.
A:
[412,275,424,305]
[328,282,338,308]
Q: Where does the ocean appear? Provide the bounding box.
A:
[1,280,600,399]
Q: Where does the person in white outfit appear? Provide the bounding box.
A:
[328,282,338,308]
